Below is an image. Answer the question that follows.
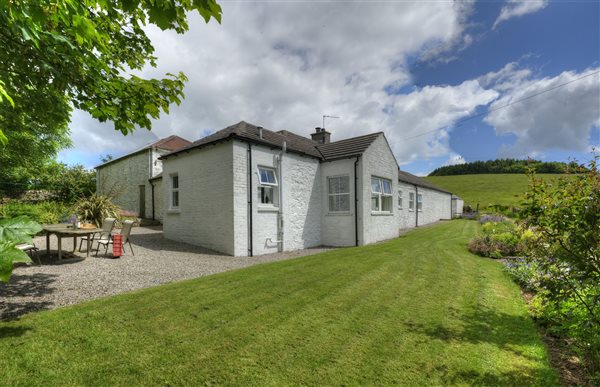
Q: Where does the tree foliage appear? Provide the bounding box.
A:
[0,0,222,146]
[521,156,600,371]
[429,158,582,176]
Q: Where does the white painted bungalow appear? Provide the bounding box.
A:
[160,121,454,256]
[95,135,191,222]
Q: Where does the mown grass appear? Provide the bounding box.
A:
[0,220,557,385]
[426,173,567,208]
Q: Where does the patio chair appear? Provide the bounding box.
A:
[80,217,116,252]
[17,243,41,265]
[96,220,135,257]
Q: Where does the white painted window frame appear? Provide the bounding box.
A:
[417,193,423,212]
[257,166,278,206]
[409,192,415,211]
[170,173,179,210]
[371,176,393,213]
[398,189,403,210]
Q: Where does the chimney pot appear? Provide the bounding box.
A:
[257,126,263,139]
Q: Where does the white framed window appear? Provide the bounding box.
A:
[371,177,393,212]
[409,192,415,211]
[417,193,423,212]
[257,167,278,205]
[328,175,350,212]
[170,174,179,209]
[398,189,403,209]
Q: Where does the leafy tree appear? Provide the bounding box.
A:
[521,157,600,370]
[428,158,577,176]
[0,0,222,146]
[37,161,96,203]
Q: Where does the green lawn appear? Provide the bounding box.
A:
[0,220,557,385]
[426,174,566,208]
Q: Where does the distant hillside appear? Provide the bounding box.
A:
[428,158,579,176]
[425,174,566,208]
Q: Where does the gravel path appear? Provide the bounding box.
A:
[0,226,332,321]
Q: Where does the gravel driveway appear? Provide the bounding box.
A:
[0,226,331,321]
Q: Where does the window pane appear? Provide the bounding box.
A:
[328,195,336,211]
[382,196,392,212]
[172,175,178,189]
[371,194,379,211]
[371,177,381,193]
[259,187,274,204]
[339,176,349,194]
[382,179,392,194]
[398,190,403,208]
[258,168,277,185]
[172,191,179,207]
[328,177,339,194]
[339,194,350,211]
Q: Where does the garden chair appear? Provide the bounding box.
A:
[17,243,41,265]
[80,217,115,252]
[96,220,135,257]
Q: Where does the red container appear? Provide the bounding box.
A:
[112,234,122,258]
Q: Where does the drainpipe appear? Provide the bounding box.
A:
[415,185,419,227]
[354,156,360,246]
[276,141,286,253]
[247,143,253,257]
[150,180,155,220]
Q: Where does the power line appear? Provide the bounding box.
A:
[401,69,600,141]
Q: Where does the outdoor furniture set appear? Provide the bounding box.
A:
[31,218,136,264]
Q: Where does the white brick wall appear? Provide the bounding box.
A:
[361,135,400,245]
[396,181,452,231]
[162,141,235,255]
[232,142,322,256]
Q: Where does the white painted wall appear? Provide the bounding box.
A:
[452,198,464,217]
[162,141,235,255]
[361,135,399,245]
[396,181,452,231]
[232,142,322,256]
[320,158,358,247]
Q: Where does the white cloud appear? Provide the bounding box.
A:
[493,0,548,29]
[483,67,600,157]
[63,2,499,168]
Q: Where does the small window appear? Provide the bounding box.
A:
[328,176,350,212]
[417,193,423,212]
[409,192,415,211]
[170,174,179,209]
[398,189,403,209]
[371,176,393,212]
[258,167,277,186]
[258,167,278,205]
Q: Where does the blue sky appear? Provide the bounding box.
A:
[60,1,600,175]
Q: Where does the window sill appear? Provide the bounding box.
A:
[257,206,279,213]
[371,211,393,216]
[408,209,415,212]
[326,212,352,216]
[167,208,181,214]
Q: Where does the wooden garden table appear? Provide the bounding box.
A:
[42,224,100,261]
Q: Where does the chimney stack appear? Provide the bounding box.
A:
[257,126,263,139]
[311,127,331,144]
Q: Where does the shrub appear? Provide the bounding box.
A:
[504,258,540,290]
[0,201,72,224]
[468,220,523,258]
[75,194,120,227]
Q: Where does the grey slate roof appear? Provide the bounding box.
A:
[397,169,451,194]
[96,135,191,169]
[161,121,382,161]
[315,132,382,160]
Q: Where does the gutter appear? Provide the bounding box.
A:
[354,156,360,246]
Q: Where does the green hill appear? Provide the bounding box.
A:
[425,174,566,208]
